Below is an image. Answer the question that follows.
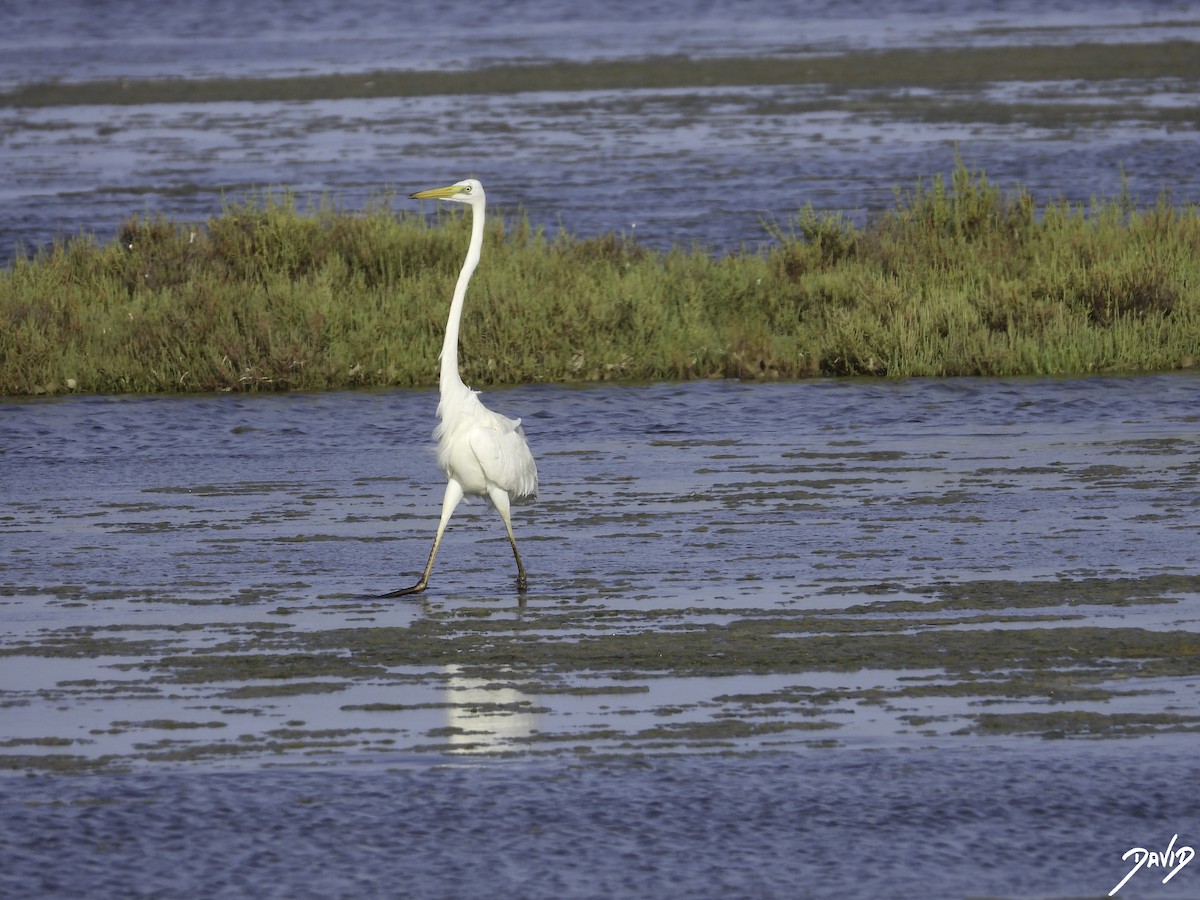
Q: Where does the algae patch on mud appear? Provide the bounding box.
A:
[4,43,1199,108]
[3,572,1199,772]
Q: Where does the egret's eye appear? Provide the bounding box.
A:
[461,184,472,194]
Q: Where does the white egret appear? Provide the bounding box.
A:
[377,179,538,598]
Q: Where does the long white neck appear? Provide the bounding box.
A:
[439,197,485,399]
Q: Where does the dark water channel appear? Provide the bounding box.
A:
[2,375,1199,897]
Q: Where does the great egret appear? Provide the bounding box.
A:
[377,179,538,598]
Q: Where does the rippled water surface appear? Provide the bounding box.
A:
[3,0,1199,261]
[3,375,1199,897]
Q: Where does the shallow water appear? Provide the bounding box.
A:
[4,375,1198,600]
[2,745,1198,899]
[3,0,1200,262]
[7,0,1194,87]
[3,376,1200,896]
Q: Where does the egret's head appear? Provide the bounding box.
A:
[410,178,484,204]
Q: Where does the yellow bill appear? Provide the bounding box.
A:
[410,184,463,200]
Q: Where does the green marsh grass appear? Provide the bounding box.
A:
[3,163,1199,395]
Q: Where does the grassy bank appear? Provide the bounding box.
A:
[3,163,1199,396]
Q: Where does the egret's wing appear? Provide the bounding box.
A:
[467,411,538,500]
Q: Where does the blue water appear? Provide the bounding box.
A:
[3,376,1200,897]
[3,376,1198,601]
[3,746,1198,899]
[4,1,1192,86]
[2,0,1199,261]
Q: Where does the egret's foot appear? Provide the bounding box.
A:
[376,580,428,599]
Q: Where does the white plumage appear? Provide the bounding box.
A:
[378,179,537,597]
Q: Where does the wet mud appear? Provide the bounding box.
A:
[8,43,1200,108]
[3,376,1198,773]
